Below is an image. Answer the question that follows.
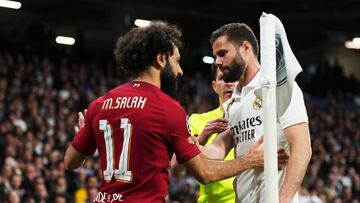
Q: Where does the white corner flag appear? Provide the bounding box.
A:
[257,12,303,116]
[257,12,303,203]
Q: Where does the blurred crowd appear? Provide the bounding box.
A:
[0,45,359,203]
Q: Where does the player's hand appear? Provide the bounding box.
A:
[74,109,87,133]
[247,136,289,170]
[198,118,229,145]
[247,136,265,169]
[277,148,288,170]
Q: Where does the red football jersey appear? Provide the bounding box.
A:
[71,81,200,203]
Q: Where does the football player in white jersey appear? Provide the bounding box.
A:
[202,23,312,203]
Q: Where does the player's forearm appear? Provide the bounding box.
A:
[279,145,311,203]
[201,143,227,160]
[186,137,263,185]
[201,129,232,160]
[197,134,210,145]
[64,146,88,170]
[198,154,254,184]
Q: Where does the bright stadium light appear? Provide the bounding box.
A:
[134,19,150,27]
[55,36,75,45]
[202,56,214,64]
[345,37,360,49]
[353,37,360,44]
[0,0,21,9]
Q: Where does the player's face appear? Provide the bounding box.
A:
[212,67,238,103]
[212,35,246,83]
[160,47,183,95]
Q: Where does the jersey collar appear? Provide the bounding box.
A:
[233,71,264,97]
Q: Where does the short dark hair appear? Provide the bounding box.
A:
[114,21,183,78]
[210,23,259,57]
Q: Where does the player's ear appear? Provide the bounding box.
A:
[154,53,167,70]
[239,41,252,58]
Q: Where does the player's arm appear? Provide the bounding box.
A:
[64,146,88,170]
[170,136,202,172]
[64,109,93,170]
[195,118,229,145]
[201,129,233,160]
[184,137,271,185]
[279,122,312,203]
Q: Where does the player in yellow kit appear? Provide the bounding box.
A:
[189,65,238,203]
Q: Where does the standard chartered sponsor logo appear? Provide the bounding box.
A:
[94,192,124,202]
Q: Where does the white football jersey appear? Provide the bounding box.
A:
[223,72,308,203]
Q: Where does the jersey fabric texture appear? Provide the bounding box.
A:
[189,107,236,203]
[223,73,308,203]
[71,81,201,203]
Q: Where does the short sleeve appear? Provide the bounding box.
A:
[166,102,201,164]
[71,102,97,156]
[279,82,308,130]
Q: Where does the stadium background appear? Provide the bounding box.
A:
[0,0,359,202]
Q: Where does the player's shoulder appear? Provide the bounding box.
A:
[105,82,136,96]
[130,81,183,111]
[163,97,189,133]
[123,81,174,101]
[188,113,206,130]
[86,95,106,115]
[147,90,186,120]
[85,83,128,112]
[190,107,221,121]
[189,112,201,121]
[292,81,304,94]
[164,96,186,115]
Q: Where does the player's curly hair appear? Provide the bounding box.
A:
[210,23,259,57]
[114,21,183,78]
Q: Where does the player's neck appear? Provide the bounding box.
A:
[134,68,161,88]
[239,59,260,88]
[219,99,225,112]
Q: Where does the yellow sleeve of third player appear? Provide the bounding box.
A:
[189,107,225,144]
[189,113,208,137]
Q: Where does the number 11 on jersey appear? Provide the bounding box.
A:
[99,118,133,182]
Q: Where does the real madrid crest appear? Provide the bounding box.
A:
[253,98,262,110]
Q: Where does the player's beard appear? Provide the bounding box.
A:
[160,61,178,96]
[222,54,246,83]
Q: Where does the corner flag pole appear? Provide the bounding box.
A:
[260,13,279,203]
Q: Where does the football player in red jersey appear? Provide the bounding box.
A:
[64,21,286,203]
